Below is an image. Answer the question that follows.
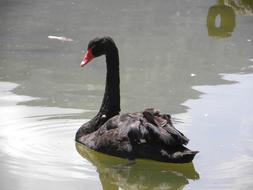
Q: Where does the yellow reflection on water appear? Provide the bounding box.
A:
[207,0,253,38]
[76,143,199,190]
[225,0,253,16]
[207,0,236,38]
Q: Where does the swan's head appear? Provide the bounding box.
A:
[81,36,116,67]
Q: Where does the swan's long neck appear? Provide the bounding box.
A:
[99,46,120,117]
[75,42,120,140]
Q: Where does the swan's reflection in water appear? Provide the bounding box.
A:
[76,143,199,190]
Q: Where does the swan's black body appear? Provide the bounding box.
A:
[76,37,198,163]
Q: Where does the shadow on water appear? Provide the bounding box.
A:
[207,0,253,38]
[76,143,199,190]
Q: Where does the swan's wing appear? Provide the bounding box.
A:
[128,122,189,146]
[93,114,140,159]
[141,122,189,146]
[161,124,189,145]
[94,113,189,157]
[91,113,193,161]
[127,111,189,146]
[141,109,189,145]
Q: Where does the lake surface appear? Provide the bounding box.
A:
[1,0,253,189]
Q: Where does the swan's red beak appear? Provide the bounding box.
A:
[81,48,94,67]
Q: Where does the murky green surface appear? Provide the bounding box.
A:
[1,0,253,189]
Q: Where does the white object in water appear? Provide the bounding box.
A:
[48,35,73,42]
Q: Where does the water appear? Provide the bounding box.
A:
[0,0,253,189]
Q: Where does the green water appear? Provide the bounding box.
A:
[1,0,253,189]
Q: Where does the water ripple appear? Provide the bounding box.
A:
[0,82,97,181]
[0,115,98,181]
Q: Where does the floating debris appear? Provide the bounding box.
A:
[190,73,196,77]
[247,39,251,42]
[48,35,73,42]
[249,59,253,62]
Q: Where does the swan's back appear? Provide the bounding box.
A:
[77,108,198,163]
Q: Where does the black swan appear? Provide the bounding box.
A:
[75,36,198,163]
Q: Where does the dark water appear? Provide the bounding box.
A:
[1,0,253,189]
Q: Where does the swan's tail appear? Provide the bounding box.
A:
[134,143,199,163]
[171,150,199,163]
